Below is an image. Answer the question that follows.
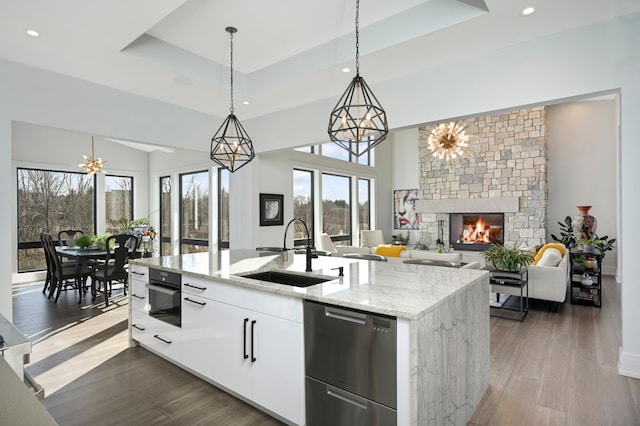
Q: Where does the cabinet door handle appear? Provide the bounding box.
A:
[153,334,172,344]
[184,297,206,306]
[243,318,249,359]
[132,324,145,331]
[131,271,146,276]
[132,294,145,300]
[184,283,207,291]
[251,320,257,363]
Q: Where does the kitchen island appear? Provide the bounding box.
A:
[129,250,489,426]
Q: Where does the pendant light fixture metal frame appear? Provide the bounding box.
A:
[210,26,255,173]
[328,0,388,157]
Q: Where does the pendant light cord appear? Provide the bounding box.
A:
[355,0,360,75]
[229,31,234,114]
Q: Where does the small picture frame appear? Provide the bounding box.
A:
[259,193,283,226]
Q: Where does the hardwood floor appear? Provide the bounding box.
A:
[12,276,640,425]
[13,282,283,426]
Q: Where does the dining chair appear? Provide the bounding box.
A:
[57,229,84,247]
[41,233,92,302]
[40,233,54,294]
[91,234,132,307]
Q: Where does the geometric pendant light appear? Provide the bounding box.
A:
[328,0,388,157]
[210,26,255,172]
[79,136,107,176]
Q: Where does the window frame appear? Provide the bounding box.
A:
[321,172,353,245]
[16,167,97,273]
[218,168,230,249]
[293,168,315,247]
[104,174,134,234]
[179,170,210,254]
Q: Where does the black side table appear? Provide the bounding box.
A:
[489,268,529,321]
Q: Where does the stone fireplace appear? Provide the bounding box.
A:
[415,107,548,250]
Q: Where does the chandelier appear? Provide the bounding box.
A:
[79,136,106,176]
[427,122,470,168]
[210,27,255,173]
[328,0,388,157]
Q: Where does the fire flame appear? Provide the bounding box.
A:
[461,217,491,243]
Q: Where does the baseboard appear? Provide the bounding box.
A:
[618,347,640,379]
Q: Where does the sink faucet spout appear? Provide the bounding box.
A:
[283,218,317,272]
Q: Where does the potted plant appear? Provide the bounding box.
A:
[74,234,95,250]
[578,234,616,257]
[482,243,534,272]
[391,232,409,245]
[550,216,577,249]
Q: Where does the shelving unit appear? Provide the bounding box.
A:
[569,248,603,307]
[489,268,529,321]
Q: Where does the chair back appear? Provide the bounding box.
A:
[361,230,385,248]
[104,234,133,281]
[58,229,84,246]
[41,232,64,277]
[40,232,54,273]
[125,234,142,258]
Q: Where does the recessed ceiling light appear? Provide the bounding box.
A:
[242,101,250,105]
[342,67,350,73]
[26,29,40,37]
[521,7,535,16]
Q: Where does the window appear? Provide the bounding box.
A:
[293,169,314,246]
[105,175,133,234]
[321,143,350,162]
[322,173,351,245]
[180,171,209,254]
[219,168,230,249]
[358,178,370,231]
[17,168,95,273]
[160,176,172,256]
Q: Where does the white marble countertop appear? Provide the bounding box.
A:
[132,249,488,320]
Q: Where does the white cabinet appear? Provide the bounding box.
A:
[209,299,305,426]
[181,293,216,379]
[129,268,304,425]
[129,266,182,362]
[131,310,182,361]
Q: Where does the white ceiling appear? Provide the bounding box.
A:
[1,0,639,125]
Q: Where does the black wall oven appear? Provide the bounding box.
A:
[147,268,182,327]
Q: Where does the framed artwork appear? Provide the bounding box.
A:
[259,193,283,226]
[393,189,419,229]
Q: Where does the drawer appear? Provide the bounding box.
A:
[130,265,148,281]
[182,275,216,300]
[130,280,148,313]
[131,310,182,362]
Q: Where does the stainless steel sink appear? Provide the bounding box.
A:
[238,270,331,287]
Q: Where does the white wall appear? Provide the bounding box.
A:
[547,99,618,275]
[389,128,422,244]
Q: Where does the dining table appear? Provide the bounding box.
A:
[55,245,107,303]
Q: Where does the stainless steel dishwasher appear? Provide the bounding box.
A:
[304,300,397,426]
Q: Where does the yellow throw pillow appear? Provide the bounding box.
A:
[375,244,406,257]
[533,243,566,265]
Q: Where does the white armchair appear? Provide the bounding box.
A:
[361,230,384,248]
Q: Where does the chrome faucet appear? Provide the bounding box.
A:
[283,218,317,272]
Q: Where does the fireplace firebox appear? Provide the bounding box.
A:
[449,213,504,251]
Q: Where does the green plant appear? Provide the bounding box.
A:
[94,233,112,251]
[482,244,534,272]
[579,234,616,258]
[413,241,429,250]
[550,216,577,249]
[391,232,409,244]
[131,217,150,226]
[75,234,95,250]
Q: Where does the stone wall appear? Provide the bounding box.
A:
[417,107,547,248]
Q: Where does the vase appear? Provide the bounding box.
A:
[573,205,597,240]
